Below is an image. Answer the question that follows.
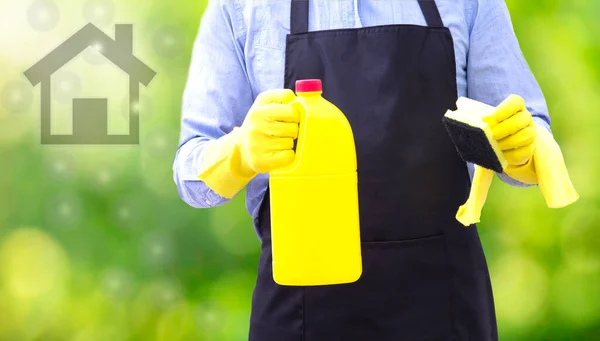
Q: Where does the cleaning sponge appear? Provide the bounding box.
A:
[443,97,507,173]
[442,96,578,227]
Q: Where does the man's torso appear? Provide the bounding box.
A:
[231,0,475,220]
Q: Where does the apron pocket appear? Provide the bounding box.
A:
[304,233,456,341]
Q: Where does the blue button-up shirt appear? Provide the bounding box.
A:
[173,0,551,224]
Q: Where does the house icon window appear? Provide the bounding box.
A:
[24,23,156,145]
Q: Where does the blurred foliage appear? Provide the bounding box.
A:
[0,0,598,340]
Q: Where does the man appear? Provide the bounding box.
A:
[173,1,550,340]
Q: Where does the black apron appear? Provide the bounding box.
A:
[249,1,498,340]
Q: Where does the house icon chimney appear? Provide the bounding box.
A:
[24,23,156,145]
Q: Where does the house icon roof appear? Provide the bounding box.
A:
[24,23,156,145]
[25,23,155,86]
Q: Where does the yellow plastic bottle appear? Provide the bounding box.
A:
[269,79,362,286]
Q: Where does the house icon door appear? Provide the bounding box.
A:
[24,23,156,145]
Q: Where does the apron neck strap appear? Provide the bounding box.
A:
[290,0,309,34]
[418,0,444,27]
[290,0,445,34]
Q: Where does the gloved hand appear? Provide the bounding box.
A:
[236,89,300,175]
[197,89,300,198]
[492,95,538,184]
[455,95,578,226]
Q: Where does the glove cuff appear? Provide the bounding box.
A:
[197,128,257,199]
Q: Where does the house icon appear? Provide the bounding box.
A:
[24,23,156,145]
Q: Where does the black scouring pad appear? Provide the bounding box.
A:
[442,97,508,173]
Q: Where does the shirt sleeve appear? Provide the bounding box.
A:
[466,0,551,187]
[173,0,254,208]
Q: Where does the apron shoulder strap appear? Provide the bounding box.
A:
[418,0,444,27]
[290,0,309,34]
[290,0,444,34]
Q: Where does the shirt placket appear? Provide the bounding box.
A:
[342,0,354,28]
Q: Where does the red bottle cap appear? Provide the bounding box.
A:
[296,79,322,93]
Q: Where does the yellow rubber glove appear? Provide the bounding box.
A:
[456,165,495,226]
[492,95,538,185]
[197,89,300,198]
[533,125,579,208]
[456,95,578,226]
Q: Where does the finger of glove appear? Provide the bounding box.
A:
[262,121,299,139]
[269,149,296,168]
[261,103,300,123]
[497,124,536,151]
[267,137,295,151]
[247,135,293,160]
[255,89,296,106]
[494,94,525,123]
[254,150,295,173]
[492,109,532,141]
[504,144,535,166]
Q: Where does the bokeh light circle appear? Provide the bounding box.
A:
[117,206,131,220]
[551,264,600,328]
[52,70,83,104]
[141,232,174,269]
[108,194,151,232]
[0,228,70,300]
[157,302,195,341]
[1,80,34,114]
[140,128,180,197]
[121,94,153,120]
[27,0,60,32]
[210,202,258,256]
[88,166,117,192]
[82,43,107,65]
[60,148,136,183]
[195,300,227,333]
[129,279,184,334]
[110,198,137,229]
[43,150,76,183]
[46,193,82,228]
[560,205,600,272]
[0,79,36,145]
[152,25,186,59]
[148,278,183,310]
[490,251,548,329]
[82,0,116,28]
[147,130,170,151]
[100,268,134,301]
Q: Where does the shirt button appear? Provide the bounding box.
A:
[205,199,212,206]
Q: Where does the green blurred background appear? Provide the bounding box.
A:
[0,0,598,340]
